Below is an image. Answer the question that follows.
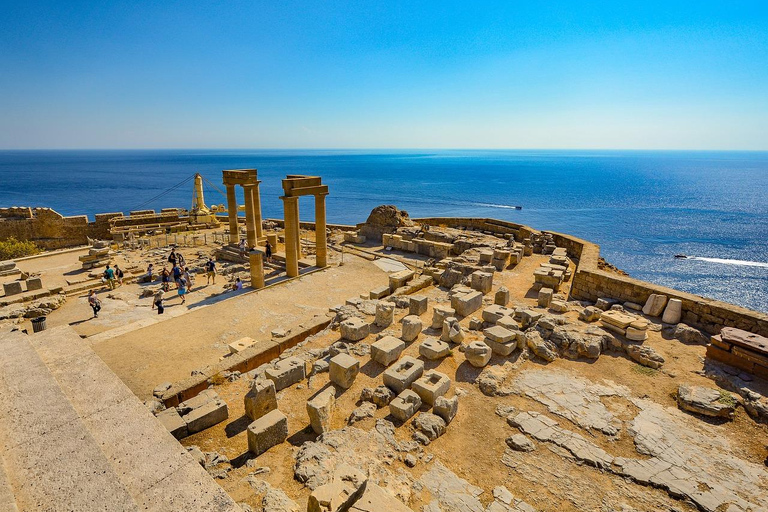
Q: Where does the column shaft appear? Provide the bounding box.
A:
[243,185,257,248]
[249,250,265,289]
[226,184,238,244]
[294,200,302,259]
[314,193,328,267]
[253,183,264,241]
[282,197,300,277]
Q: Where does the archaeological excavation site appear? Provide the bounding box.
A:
[1,170,767,512]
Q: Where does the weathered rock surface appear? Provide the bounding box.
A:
[625,344,664,369]
[677,384,735,419]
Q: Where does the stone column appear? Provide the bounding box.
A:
[253,182,264,241]
[243,184,257,248]
[294,200,303,259]
[314,193,328,267]
[282,196,300,277]
[249,249,265,289]
[226,184,238,244]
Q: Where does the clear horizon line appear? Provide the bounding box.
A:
[1,147,767,152]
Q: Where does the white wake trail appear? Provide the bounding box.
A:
[689,257,768,268]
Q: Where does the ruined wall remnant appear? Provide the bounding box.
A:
[0,207,90,249]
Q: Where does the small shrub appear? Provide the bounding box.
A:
[717,390,736,407]
[0,237,40,260]
[631,364,658,377]
[208,373,226,386]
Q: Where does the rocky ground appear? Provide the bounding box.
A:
[173,250,768,512]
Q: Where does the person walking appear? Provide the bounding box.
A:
[167,249,177,266]
[177,276,188,305]
[145,263,154,283]
[114,264,124,286]
[103,264,116,290]
[88,290,101,318]
[265,240,272,264]
[238,238,247,258]
[204,257,216,284]
[161,267,170,291]
[172,263,182,288]
[182,266,193,292]
[152,288,165,314]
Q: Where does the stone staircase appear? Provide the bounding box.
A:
[0,325,241,512]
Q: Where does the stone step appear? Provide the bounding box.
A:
[30,325,241,512]
[0,329,141,511]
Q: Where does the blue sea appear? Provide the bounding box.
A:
[1,149,766,313]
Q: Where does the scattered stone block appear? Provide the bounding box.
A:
[369,286,390,299]
[600,310,635,335]
[349,482,412,512]
[348,401,377,424]
[244,379,277,421]
[409,295,428,316]
[431,305,455,329]
[266,356,306,391]
[519,309,543,329]
[661,298,682,324]
[329,353,360,389]
[595,297,619,311]
[360,385,395,408]
[419,338,451,360]
[482,325,518,356]
[3,281,22,296]
[413,412,446,441]
[307,386,336,434]
[441,316,464,344]
[537,287,553,308]
[400,315,422,342]
[671,323,709,345]
[412,370,451,405]
[389,389,422,422]
[579,306,602,322]
[388,269,415,291]
[464,341,492,367]
[623,301,643,311]
[626,344,665,369]
[496,316,518,331]
[549,300,568,313]
[383,356,424,393]
[183,395,229,435]
[451,289,483,317]
[153,382,172,398]
[228,336,257,354]
[468,317,483,330]
[433,395,458,424]
[340,317,369,342]
[470,271,493,294]
[247,409,288,456]
[642,293,668,316]
[482,304,513,324]
[375,302,395,328]
[626,319,649,342]
[677,384,735,420]
[26,277,43,291]
[371,335,406,366]
[308,464,367,512]
[494,286,510,306]
[157,407,188,439]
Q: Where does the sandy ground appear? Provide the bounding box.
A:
[180,250,768,511]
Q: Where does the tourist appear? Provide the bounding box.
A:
[232,277,243,291]
[103,264,116,290]
[265,240,272,263]
[88,290,101,318]
[167,249,177,266]
[182,265,193,292]
[145,263,154,282]
[160,267,171,291]
[114,264,124,286]
[204,257,216,284]
[152,288,164,314]
[178,276,188,304]
[172,263,182,288]
[238,238,247,258]
[177,252,185,266]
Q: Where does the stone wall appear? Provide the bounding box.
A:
[0,207,90,249]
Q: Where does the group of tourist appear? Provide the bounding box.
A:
[238,237,273,264]
[102,264,124,290]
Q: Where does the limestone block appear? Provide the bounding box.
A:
[244,379,277,421]
[464,341,492,367]
[0,260,16,272]
[389,389,422,422]
[494,286,510,306]
[369,286,390,299]
[440,316,463,343]
[626,344,665,369]
[400,315,422,342]
[375,302,395,328]
[433,395,458,424]
[642,293,668,317]
[550,300,568,313]
[470,271,493,294]
[383,356,424,393]
[484,325,514,343]
[478,249,494,264]
[183,397,228,435]
[412,370,451,405]
[662,298,682,324]
[496,316,518,331]
[452,290,483,317]
[579,306,602,322]
[519,309,543,329]
[308,464,367,512]
[329,353,360,389]
[156,407,188,439]
[537,287,553,308]
[482,304,514,324]
[360,385,395,408]
[624,301,643,311]
[595,297,619,310]
[349,482,413,512]
[600,310,635,329]
[266,356,306,391]
[677,385,735,419]
[431,305,455,329]
[340,317,369,342]
[625,327,647,342]
[247,409,288,456]
[388,269,415,291]
[483,337,517,356]
[26,277,43,291]
[419,338,451,360]
[228,336,256,354]
[409,295,428,316]
[371,335,406,366]
[468,317,483,330]
[177,389,219,414]
[307,386,336,434]
[413,412,446,441]
[3,281,22,296]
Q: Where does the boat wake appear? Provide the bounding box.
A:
[473,202,523,210]
[688,257,768,268]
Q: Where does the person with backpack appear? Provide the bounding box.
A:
[177,276,188,305]
[167,249,177,266]
[204,257,216,284]
[160,267,170,291]
[152,289,165,314]
[172,263,182,288]
[88,290,101,318]
[265,240,273,263]
[103,264,116,290]
[114,264,124,286]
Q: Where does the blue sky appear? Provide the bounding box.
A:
[0,1,766,149]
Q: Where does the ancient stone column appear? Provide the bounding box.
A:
[253,182,264,241]
[226,184,238,244]
[249,249,265,289]
[315,193,328,268]
[282,196,300,278]
[294,200,303,260]
[243,184,257,248]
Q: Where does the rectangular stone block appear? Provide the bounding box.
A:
[431,305,455,329]
[3,281,23,296]
[266,356,306,391]
[412,370,451,406]
[484,325,514,343]
[369,286,390,299]
[483,337,518,356]
[388,269,415,291]
[451,290,483,317]
[247,409,288,456]
[371,336,406,366]
[156,407,188,439]
[383,356,424,394]
[26,277,43,291]
[183,397,228,435]
[482,304,514,324]
[244,379,277,421]
[389,389,422,422]
[470,271,493,294]
[341,317,369,342]
[307,387,335,435]
[329,353,360,389]
[409,295,428,316]
[229,336,256,354]
[538,287,553,308]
